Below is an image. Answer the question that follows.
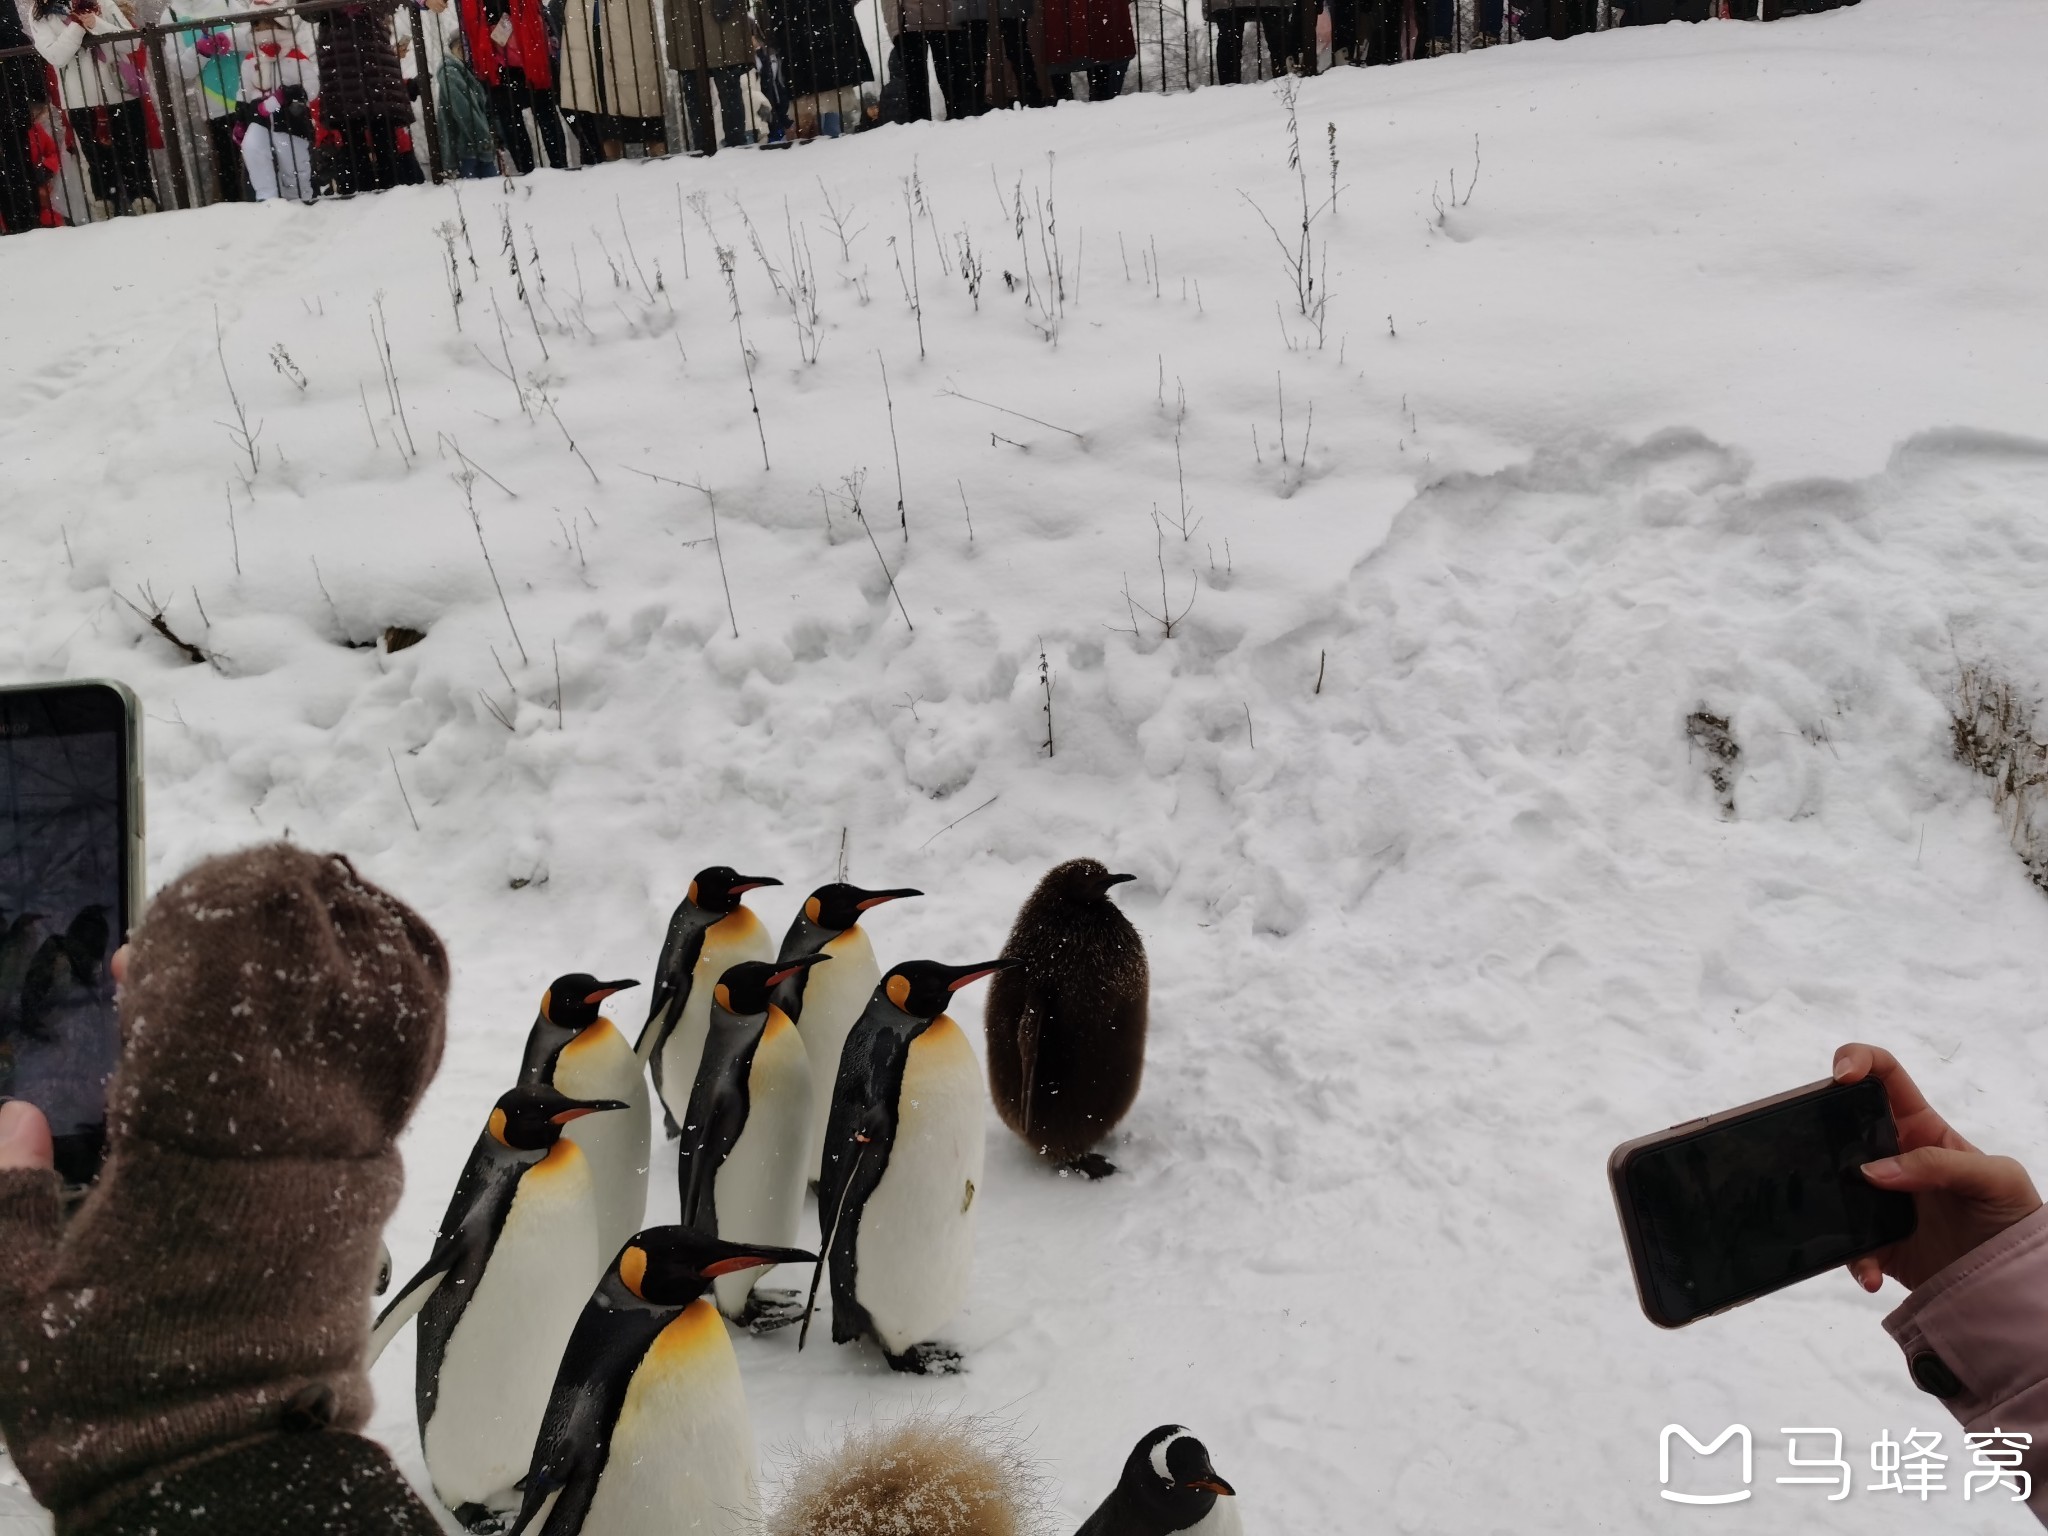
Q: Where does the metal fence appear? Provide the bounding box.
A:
[0,0,1855,233]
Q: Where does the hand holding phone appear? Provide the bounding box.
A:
[0,681,142,1188]
[1832,1043,2042,1292]
[1610,1075,1916,1327]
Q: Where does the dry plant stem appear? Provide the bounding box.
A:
[213,307,262,477]
[1315,648,1326,694]
[553,640,564,729]
[939,385,1083,441]
[682,479,740,639]
[616,196,656,303]
[718,249,771,472]
[918,793,998,850]
[479,690,516,731]
[438,432,516,498]
[224,483,240,576]
[358,381,380,450]
[372,296,418,456]
[676,185,691,279]
[959,479,974,542]
[311,557,345,637]
[388,748,420,831]
[818,177,864,261]
[501,205,549,360]
[899,185,925,357]
[1038,642,1054,757]
[457,467,528,664]
[836,826,848,882]
[1243,702,1254,748]
[117,586,214,667]
[880,353,908,538]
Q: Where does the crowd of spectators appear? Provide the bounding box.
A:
[0,0,1855,229]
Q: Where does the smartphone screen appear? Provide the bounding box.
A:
[0,682,138,1186]
[1613,1078,1916,1327]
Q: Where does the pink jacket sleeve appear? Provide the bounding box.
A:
[1884,1203,2048,1525]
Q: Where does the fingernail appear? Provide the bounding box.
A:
[1862,1158,1901,1180]
[1833,1056,1854,1081]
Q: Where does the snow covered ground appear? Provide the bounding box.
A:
[4,0,2048,1528]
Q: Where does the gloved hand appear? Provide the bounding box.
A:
[0,845,447,1532]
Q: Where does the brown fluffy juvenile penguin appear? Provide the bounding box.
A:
[983,858,1147,1178]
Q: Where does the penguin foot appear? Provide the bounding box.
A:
[885,1342,963,1375]
[451,1503,512,1534]
[740,1289,808,1334]
[1059,1152,1119,1180]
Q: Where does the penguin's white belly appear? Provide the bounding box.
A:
[1183,1498,1245,1535]
[581,1299,758,1536]
[425,1147,603,1509]
[711,1017,814,1317]
[795,930,880,1183]
[556,1022,652,1257]
[659,913,773,1121]
[854,1017,984,1354]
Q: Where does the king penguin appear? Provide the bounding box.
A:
[678,955,830,1324]
[816,957,1014,1374]
[506,1226,817,1536]
[519,973,649,1257]
[984,859,1149,1178]
[636,867,781,1133]
[769,882,922,1185]
[1075,1427,1241,1536]
[370,1084,630,1529]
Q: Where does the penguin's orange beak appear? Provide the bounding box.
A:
[702,1243,818,1277]
[583,978,639,1005]
[551,1098,631,1123]
[855,887,923,910]
[765,955,831,987]
[1186,1477,1235,1497]
[945,958,1019,992]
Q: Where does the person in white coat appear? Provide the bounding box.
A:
[28,0,159,215]
[232,0,320,202]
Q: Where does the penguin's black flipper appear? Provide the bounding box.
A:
[366,1230,463,1365]
[817,1005,916,1348]
[676,1017,758,1235]
[636,900,718,1060]
[1071,1488,1129,1536]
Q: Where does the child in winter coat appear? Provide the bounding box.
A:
[29,0,159,216]
[421,0,498,178]
[166,0,249,200]
[229,0,321,201]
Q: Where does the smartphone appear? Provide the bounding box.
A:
[0,681,144,1187]
[1609,1076,1917,1328]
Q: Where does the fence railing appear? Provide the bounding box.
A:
[0,0,1855,233]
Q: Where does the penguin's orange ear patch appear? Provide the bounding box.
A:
[540,989,554,1022]
[713,983,731,1012]
[805,896,822,923]
[619,1246,648,1298]
[686,881,699,906]
[886,974,911,1009]
[487,1107,509,1145]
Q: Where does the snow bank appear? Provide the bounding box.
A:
[3,1,2047,1528]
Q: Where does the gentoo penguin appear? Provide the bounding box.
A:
[519,973,649,1257]
[678,955,829,1324]
[817,958,1014,1373]
[1075,1427,1241,1536]
[506,1226,817,1536]
[770,882,922,1184]
[636,867,781,1133]
[370,1084,629,1529]
[984,859,1148,1178]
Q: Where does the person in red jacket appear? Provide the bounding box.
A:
[457,0,565,170]
[1037,0,1131,101]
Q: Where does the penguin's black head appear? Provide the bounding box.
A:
[1040,858,1139,905]
[801,883,923,935]
[487,1084,630,1151]
[715,954,830,1016]
[688,866,782,915]
[880,958,1018,1021]
[1123,1426,1235,1524]
[539,973,639,1031]
[612,1226,818,1305]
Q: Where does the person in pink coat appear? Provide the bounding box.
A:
[1835,1041,2047,1522]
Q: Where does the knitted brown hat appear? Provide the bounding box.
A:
[0,844,448,1532]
